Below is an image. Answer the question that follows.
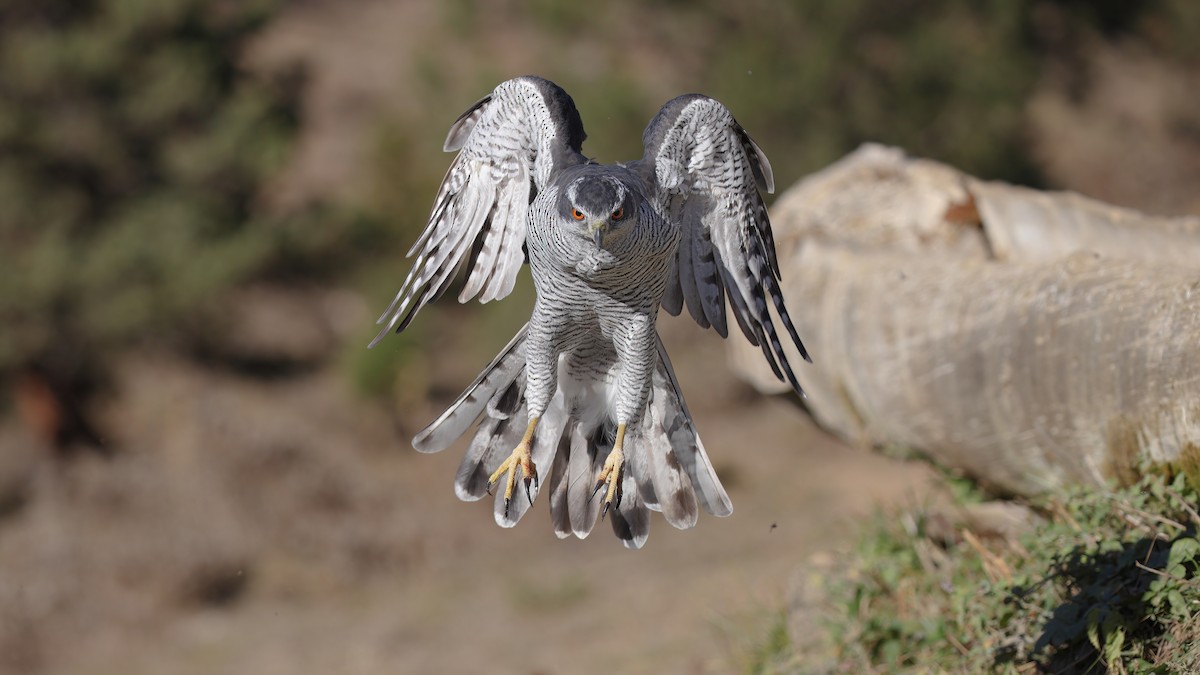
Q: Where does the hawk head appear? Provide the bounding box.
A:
[561,174,632,249]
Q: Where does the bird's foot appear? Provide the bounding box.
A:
[591,423,627,519]
[487,418,540,517]
[487,442,538,517]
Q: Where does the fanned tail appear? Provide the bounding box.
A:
[416,328,731,549]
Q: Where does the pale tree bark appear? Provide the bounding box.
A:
[730,144,1200,496]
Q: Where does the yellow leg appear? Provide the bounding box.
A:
[488,417,540,516]
[592,423,627,518]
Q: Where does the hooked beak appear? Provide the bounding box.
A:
[589,221,606,248]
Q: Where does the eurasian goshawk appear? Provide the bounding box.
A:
[372,76,809,548]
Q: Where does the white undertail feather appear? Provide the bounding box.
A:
[414,328,731,550]
[565,423,607,539]
[610,462,650,548]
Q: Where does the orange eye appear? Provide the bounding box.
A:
[572,208,585,221]
[611,207,624,220]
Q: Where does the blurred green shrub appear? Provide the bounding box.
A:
[798,471,1200,672]
[422,0,1045,185]
[361,0,1200,403]
[0,0,375,413]
[419,0,1200,191]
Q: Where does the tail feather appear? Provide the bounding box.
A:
[453,373,525,501]
[413,323,529,454]
[609,461,650,549]
[419,326,733,546]
[683,435,732,517]
[548,435,573,539]
[628,425,660,512]
[638,391,699,529]
[454,416,505,501]
[484,401,527,519]
[654,335,733,517]
[567,424,606,538]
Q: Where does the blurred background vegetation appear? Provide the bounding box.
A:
[0,0,383,448]
[3,0,1200,447]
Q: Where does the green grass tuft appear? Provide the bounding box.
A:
[769,471,1200,673]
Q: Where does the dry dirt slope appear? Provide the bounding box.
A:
[0,307,933,675]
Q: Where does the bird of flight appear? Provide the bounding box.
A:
[372,76,809,548]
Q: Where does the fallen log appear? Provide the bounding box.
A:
[731,145,1200,496]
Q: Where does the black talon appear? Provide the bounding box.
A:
[503,497,511,518]
[524,477,534,506]
[602,501,611,520]
[590,479,605,502]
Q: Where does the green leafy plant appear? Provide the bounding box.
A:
[811,471,1200,673]
[0,0,377,442]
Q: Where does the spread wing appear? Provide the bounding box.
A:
[636,95,810,394]
[370,76,587,347]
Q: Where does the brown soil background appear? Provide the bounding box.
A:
[0,306,933,674]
